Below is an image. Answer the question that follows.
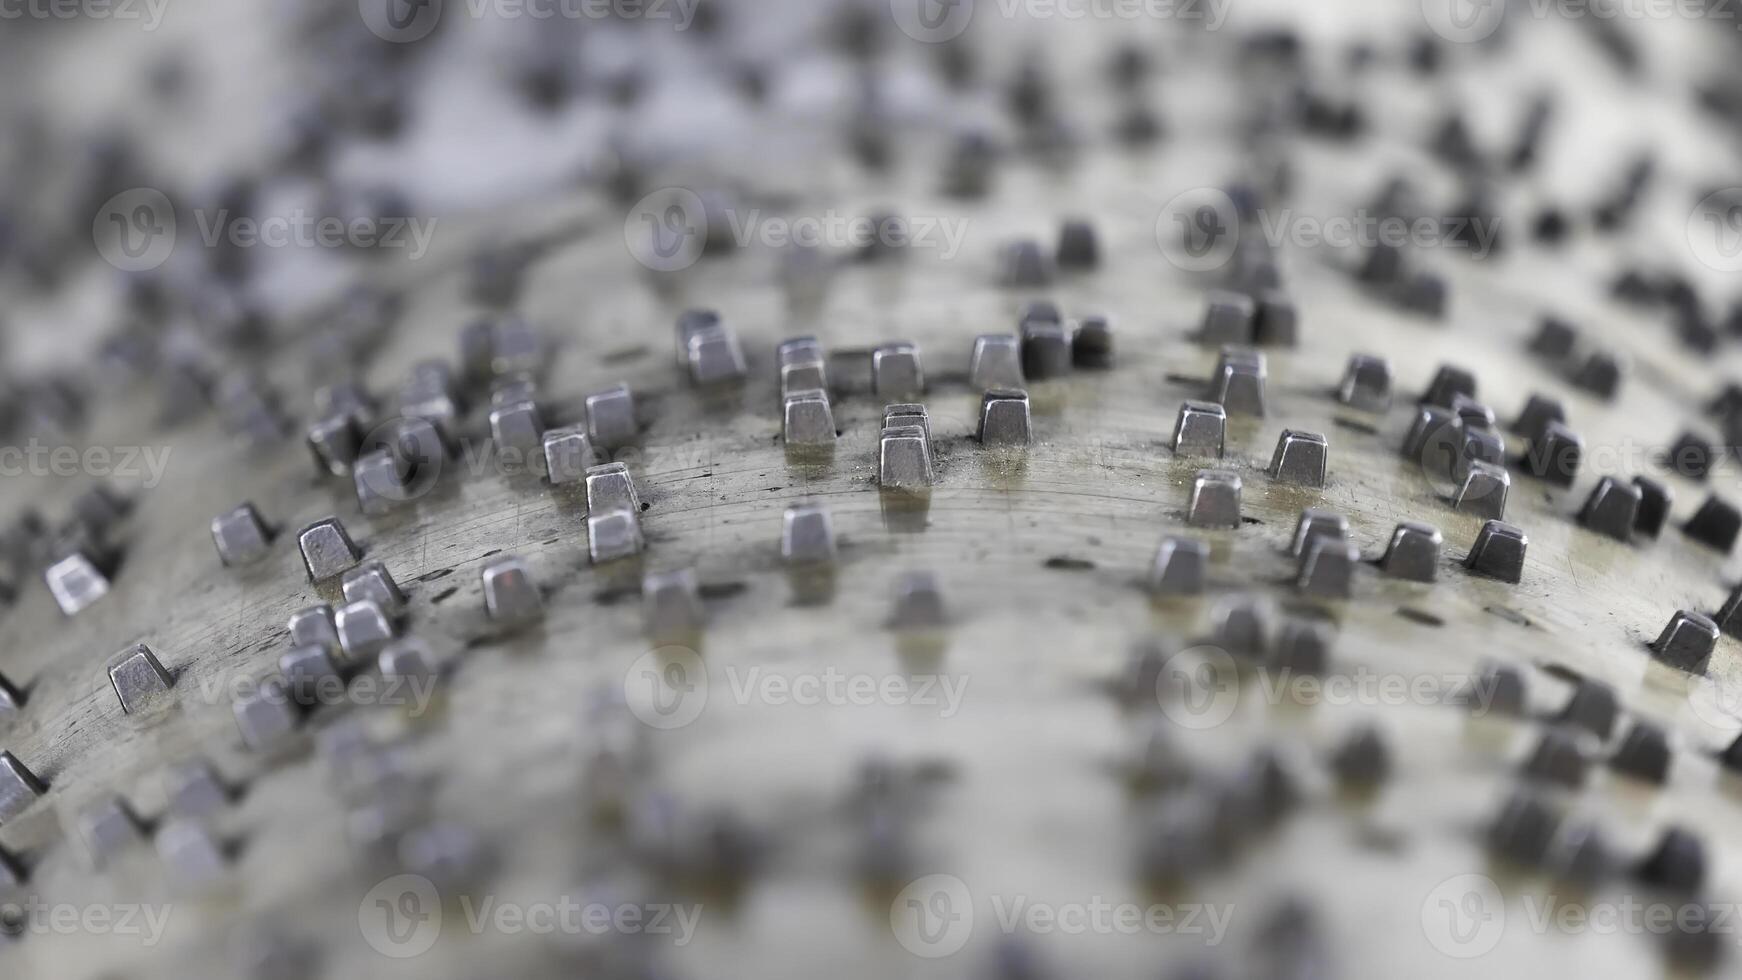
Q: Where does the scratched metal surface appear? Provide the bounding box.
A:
[2,2,1742,978]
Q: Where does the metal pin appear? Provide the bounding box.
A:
[0,751,47,822]
[884,404,931,440]
[1453,426,1505,481]
[1469,661,1526,717]
[297,517,361,582]
[644,568,704,642]
[1465,520,1527,583]
[341,560,405,615]
[1531,315,1579,359]
[0,670,20,721]
[1455,461,1510,520]
[777,338,828,397]
[1512,394,1566,445]
[482,555,543,626]
[783,390,837,447]
[107,643,174,713]
[1578,477,1640,542]
[1056,218,1099,270]
[1212,597,1267,658]
[1652,610,1719,674]
[970,334,1025,390]
[0,840,22,885]
[1558,677,1618,740]
[279,645,341,707]
[1572,351,1620,401]
[1683,495,1741,553]
[1402,405,1459,463]
[1421,364,1476,408]
[978,389,1030,446]
[1210,347,1267,416]
[46,550,111,616]
[164,759,228,818]
[353,450,403,517]
[1149,537,1208,596]
[1269,430,1329,487]
[891,572,946,629]
[1638,827,1705,895]
[1072,316,1114,368]
[588,509,645,563]
[1524,421,1581,486]
[379,637,438,685]
[781,503,836,565]
[585,383,637,448]
[1020,321,1072,380]
[999,240,1054,287]
[490,399,545,474]
[1274,619,1331,675]
[289,605,339,653]
[1297,538,1359,598]
[879,425,934,490]
[1488,791,1557,867]
[1171,401,1225,458]
[1188,470,1242,528]
[77,796,142,867]
[543,426,600,486]
[1290,509,1348,558]
[1523,728,1588,788]
[585,462,642,515]
[1200,291,1256,345]
[1380,521,1442,581]
[336,599,395,659]
[155,818,228,889]
[1254,291,1298,347]
[307,413,362,476]
[1336,354,1392,412]
[1449,394,1496,430]
[1611,722,1670,784]
[1330,726,1388,786]
[678,310,748,386]
[231,683,297,750]
[872,342,926,398]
